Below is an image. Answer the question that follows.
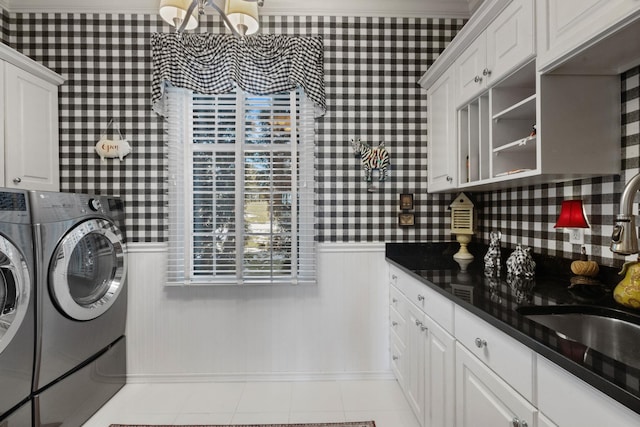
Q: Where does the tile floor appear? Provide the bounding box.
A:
[82,380,420,427]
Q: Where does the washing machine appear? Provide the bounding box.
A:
[0,189,35,425]
[29,191,127,426]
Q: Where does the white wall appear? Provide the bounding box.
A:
[126,242,391,382]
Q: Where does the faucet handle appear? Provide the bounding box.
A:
[612,224,624,242]
[611,216,639,255]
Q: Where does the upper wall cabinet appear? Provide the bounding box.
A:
[455,0,534,106]
[537,0,640,73]
[419,0,625,193]
[427,70,457,192]
[0,43,64,192]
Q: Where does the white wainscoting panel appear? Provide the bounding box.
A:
[125,242,391,382]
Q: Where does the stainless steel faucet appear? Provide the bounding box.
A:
[611,172,640,255]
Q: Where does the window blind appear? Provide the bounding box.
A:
[166,86,316,286]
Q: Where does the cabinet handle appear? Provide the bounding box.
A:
[512,417,520,427]
[446,175,453,182]
[415,320,423,327]
[392,355,399,361]
[519,421,528,427]
[392,298,398,303]
[482,68,491,76]
[474,75,482,83]
[391,274,398,280]
[13,177,21,184]
[417,295,425,302]
[474,338,487,348]
[392,321,398,327]
[420,325,428,332]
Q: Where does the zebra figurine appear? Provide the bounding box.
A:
[350,138,390,182]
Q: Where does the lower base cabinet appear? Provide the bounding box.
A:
[537,356,640,427]
[424,316,455,427]
[401,293,456,427]
[390,269,454,427]
[455,343,536,427]
[388,263,640,426]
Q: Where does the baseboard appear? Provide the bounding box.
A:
[127,370,395,384]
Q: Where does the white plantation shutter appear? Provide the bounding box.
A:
[166,87,189,283]
[166,86,316,286]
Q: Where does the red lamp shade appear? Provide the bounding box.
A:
[554,200,590,228]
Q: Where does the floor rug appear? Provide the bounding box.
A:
[109,422,375,427]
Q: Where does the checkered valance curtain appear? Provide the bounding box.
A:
[151,33,326,117]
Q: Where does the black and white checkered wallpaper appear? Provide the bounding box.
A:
[4,12,464,243]
[3,11,637,268]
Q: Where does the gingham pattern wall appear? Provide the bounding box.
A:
[6,12,465,243]
[9,13,166,242]
[3,11,638,269]
[1,8,8,43]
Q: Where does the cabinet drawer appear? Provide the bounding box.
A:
[401,274,454,334]
[389,305,406,346]
[390,285,405,314]
[390,333,406,388]
[454,305,534,402]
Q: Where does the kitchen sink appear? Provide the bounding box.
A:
[516,305,640,369]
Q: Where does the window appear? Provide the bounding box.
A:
[166,87,316,286]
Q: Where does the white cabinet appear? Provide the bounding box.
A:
[389,262,640,426]
[405,301,426,421]
[454,305,535,402]
[456,343,536,427]
[4,63,61,191]
[455,0,535,106]
[421,0,625,192]
[537,0,640,73]
[427,70,457,191]
[537,356,640,427]
[455,35,488,106]
[389,285,407,389]
[457,58,620,191]
[0,44,63,191]
[423,314,455,427]
[388,266,455,427]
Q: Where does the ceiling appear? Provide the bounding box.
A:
[0,0,478,18]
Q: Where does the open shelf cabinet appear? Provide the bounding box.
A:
[455,59,619,191]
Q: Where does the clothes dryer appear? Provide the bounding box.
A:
[0,189,35,421]
[30,191,127,425]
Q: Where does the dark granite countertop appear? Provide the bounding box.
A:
[386,242,640,416]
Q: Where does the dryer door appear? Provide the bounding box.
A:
[49,218,127,321]
[0,235,30,354]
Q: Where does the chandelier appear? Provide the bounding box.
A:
[159,0,264,36]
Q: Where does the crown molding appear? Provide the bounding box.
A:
[2,0,473,18]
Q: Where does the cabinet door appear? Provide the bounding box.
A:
[455,35,487,106]
[456,343,536,427]
[537,356,640,427]
[424,316,455,427]
[485,0,535,85]
[405,303,426,423]
[537,0,640,71]
[538,412,558,427]
[427,70,457,192]
[5,62,60,191]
